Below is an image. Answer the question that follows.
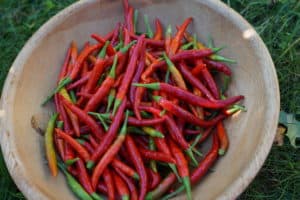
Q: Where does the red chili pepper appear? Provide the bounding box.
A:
[91,110,129,188]
[134,82,244,109]
[60,96,104,140]
[153,96,225,127]
[66,73,90,90]
[133,86,146,120]
[129,43,146,104]
[148,168,161,190]
[55,129,90,162]
[58,44,71,81]
[127,7,134,34]
[112,171,130,200]
[191,132,219,184]
[153,18,163,41]
[97,181,108,194]
[115,170,139,200]
[84,55,118,112]
[125,135,148,200]
[178,62,215,100]
[200,64,220,99]
[76,158,94,194]
[112,159,140,180]
[139,148,176,164]
[204,59,232,76]
[165,25,172,55]
[169,139,192,200]
[129,33,164,47]
[216,121,229,155]
[89,99,127,169]
[103,168,115,200]
[112,35,145,115]
[191,59,205,76]
[169,17,193,55]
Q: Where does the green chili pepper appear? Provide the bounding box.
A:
[45,113,58,176]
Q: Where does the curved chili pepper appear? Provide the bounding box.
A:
[60,96,104,140]
[133,82,244,109]
[66,73,90,90]
[200,64,220,99]
[103,169,115,200]
[116,170,138,200]
[111,23,122,46]
[76,158,94,194]
[127,7,134,34]
[139,148,176,163]
[91,110,129,188]
[216,121,229,155]
[148,168,161,190]
[90,34,115,56]
[129,33,164,47]
[89,98,127,168]
[56,129,91,162]
[112,171,130,200]
[45,113,58,176]
[153,96,225,127]
[84,55,118,112]
[169,17,193,55]
[169,140,192,200]
[204,59,232,76]
[112,35,145,115]
[125,135,148,200]
[127,117,165,127]
[153,18,163,40]
[178,62,215,100]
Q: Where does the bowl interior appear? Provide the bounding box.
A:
[0,0,279,199]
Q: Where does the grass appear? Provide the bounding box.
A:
[0,0,299,199]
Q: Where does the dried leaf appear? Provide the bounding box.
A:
[279,111,300,148]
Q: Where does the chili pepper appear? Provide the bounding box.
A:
[59,88,81,137]
[66,73,90,90]
[91,110,129,188]
[129,33,164,47]
[76,158,94,194]
[145,173,176,200]
[116,170,139,200]
[84,55,118,112]
[56,129,90,162]
[169,139,192,200]
[112,35,145,115]
[201,64,220,99]
[88,98,127,169]
[77,139,94,154]
[90,34,115,56]
[45,113,58,176]
[139,148,176,163]
[97,181,108,194]
[178,62,215,100]
[57,162,94,200]
[111,159,140,180]
[216,121,229,155]
[111,23,122,46]
[88,112,110,131]
[58,44,72,81]
[144,14,154,38]
[112,171,130,200]
[223,104,246,116]
[125,135,148,200]
[153,18,163,40]
[128,117,165,127]
[162,133,219,200]
[169,17,193,55]
[60,96,104,140]
[133,86,145,120]
[103,169,115,200]
[129,43,146,104]
[204,59,232,76]
[180,41,194,50]
[127,7,134,34]
[133,82,244,109]
[148,168,161,190]
[153,96,225,127]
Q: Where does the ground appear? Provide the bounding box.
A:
[0,0,299,199]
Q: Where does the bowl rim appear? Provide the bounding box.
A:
[0,0,280,199]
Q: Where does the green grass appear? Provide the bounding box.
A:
[0,0,299,199]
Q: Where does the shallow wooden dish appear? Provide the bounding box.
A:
[0,0,279,199]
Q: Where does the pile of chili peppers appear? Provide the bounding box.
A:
[43,0,245,199]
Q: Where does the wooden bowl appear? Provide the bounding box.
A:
[0,0,279,199]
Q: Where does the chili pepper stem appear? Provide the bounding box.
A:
[112,98,122,116]
[65,157,79,166]
[122,195,130,200]
[133,82,159,90]
[218,149,226,155]
[182,176,192,200]
[161,186,184,200]
[86,161,95,169]
[42,77,72,106]
[133,172,140,180]
[168,163,181,182]
[91,193,104,200]
[186,148,198,167]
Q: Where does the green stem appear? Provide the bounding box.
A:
[182,176,192,200]
[149,137,158,172]
[132,82,160,90]
[120,40,136,53]
[98,41,109,58]
[144,14,154,38]
[88,112,109,131]
[142,127,164,138]
[161,185,184,200]
[185,148,198,167]
[70,90,77,103]
[108,55,118,79]
[106,89,116,112]
[65,157,79,166]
